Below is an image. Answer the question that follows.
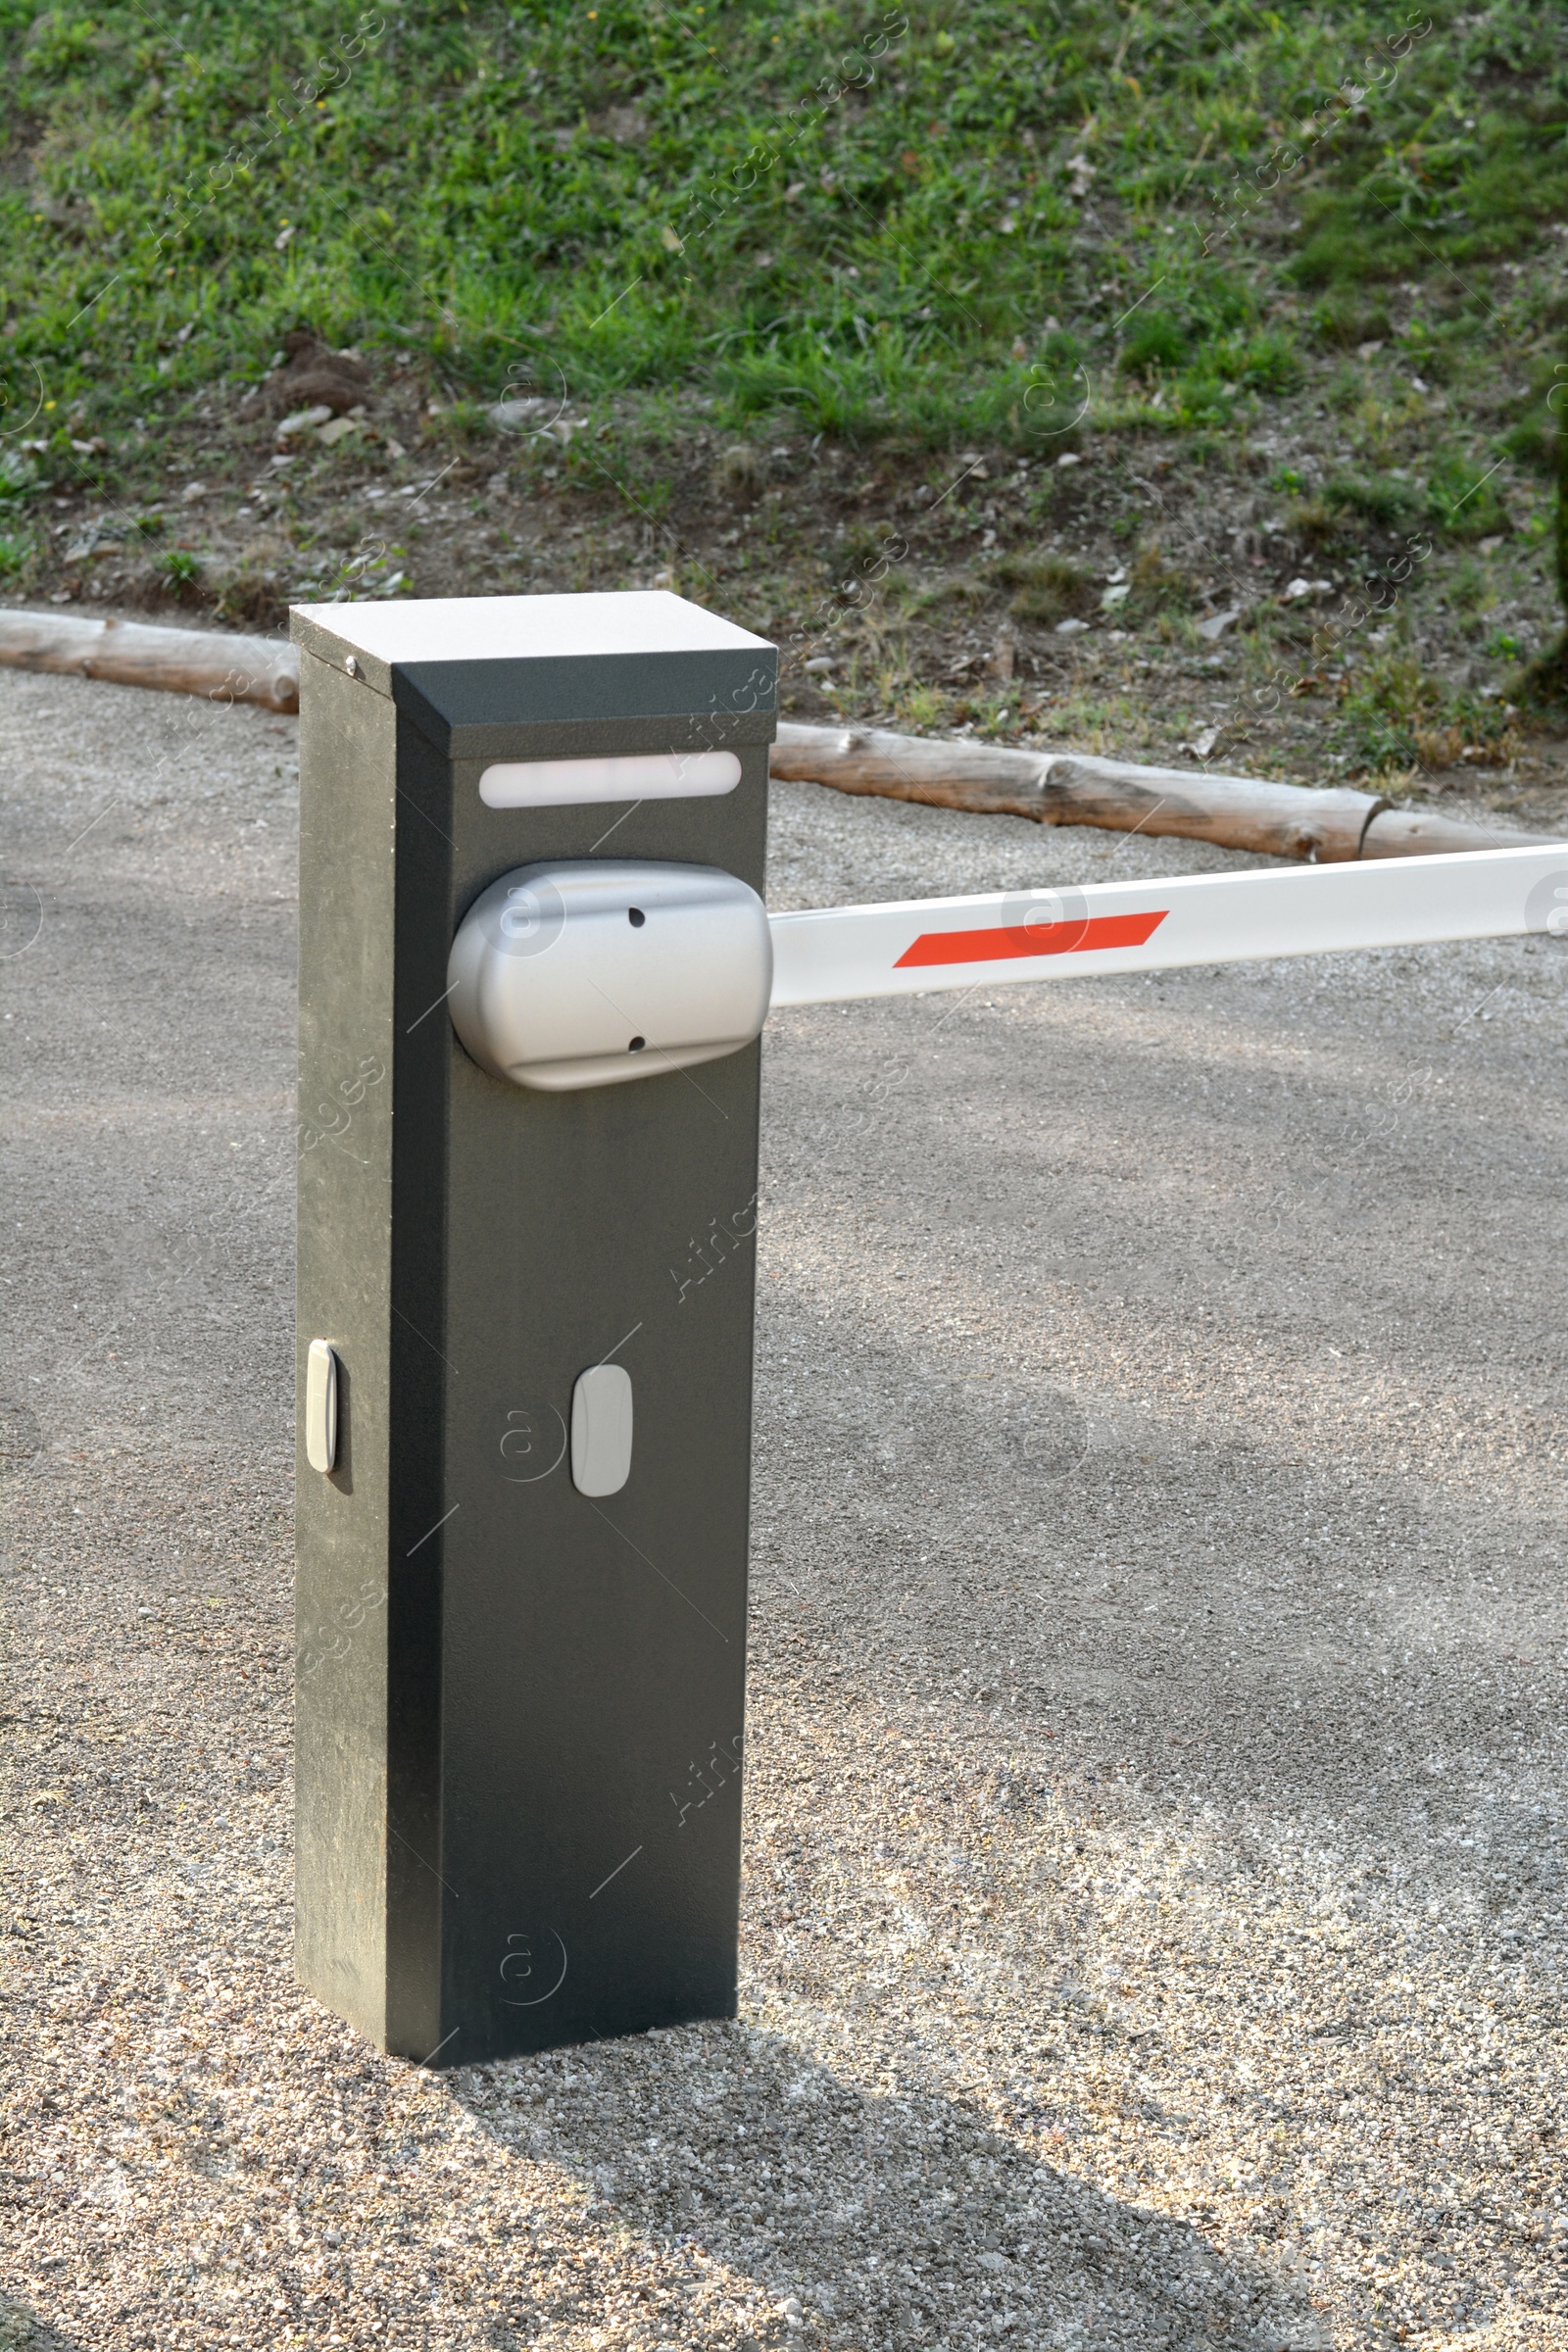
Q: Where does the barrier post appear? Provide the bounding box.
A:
[292,592,775,2064]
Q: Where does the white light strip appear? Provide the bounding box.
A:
[479,749,742,808]
[768,845,1568,1007]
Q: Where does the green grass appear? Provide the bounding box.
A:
[156,546,202,593]
[991,551,1096,626]
[0,0,1563,489]
[1335,641,1517,776]
[0,449,41,499]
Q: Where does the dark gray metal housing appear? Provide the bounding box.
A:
[292,593,775,2063]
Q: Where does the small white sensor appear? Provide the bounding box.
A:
[305,1340,338,1474]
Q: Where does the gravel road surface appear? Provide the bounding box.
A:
[1,664,1564,2352]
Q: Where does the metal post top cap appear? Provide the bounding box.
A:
[290,590,773,673]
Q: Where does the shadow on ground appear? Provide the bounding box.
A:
[456,2022,1321,2352]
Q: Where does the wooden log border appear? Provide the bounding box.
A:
[0,612,1555,860]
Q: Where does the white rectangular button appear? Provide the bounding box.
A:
[571,1364,633,1497]
[305,1340,338,1474]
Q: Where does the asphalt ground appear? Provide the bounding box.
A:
[1,664,1564,2352]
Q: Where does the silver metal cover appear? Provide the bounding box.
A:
[447,859,772,1092]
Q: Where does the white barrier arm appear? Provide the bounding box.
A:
[768,845,1568,1008]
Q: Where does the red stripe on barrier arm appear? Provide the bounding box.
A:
[894,908,1169,970]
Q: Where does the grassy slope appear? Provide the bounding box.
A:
[1,1,1567,790]
[3,2,1565,450]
